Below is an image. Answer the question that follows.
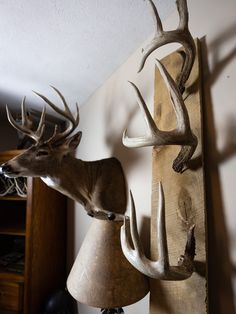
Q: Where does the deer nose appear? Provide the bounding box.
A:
[1,164,13,174]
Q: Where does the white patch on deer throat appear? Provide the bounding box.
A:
[41,176,73,199]
[41,176,58,188]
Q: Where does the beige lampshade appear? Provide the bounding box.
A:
[67,219,149,308]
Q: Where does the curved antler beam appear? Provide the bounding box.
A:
[33,86,80,145]
[120,182,195,280]
[6,98,45,144]
[123,59,197,172]
[139,0,195,93]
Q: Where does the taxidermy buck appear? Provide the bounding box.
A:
[0,87,127,220]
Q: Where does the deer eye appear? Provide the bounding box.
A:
[36,150,49,157]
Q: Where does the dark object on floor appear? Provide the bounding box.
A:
[43,289,76,314]
[101,308,124,314]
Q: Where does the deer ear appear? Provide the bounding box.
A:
[64,131,82,151]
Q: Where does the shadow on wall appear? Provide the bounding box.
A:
[0,91,20,150]
[208,22,236,86]
[103,82,153,252]
[0,90,19,108]
[104,93,145,176]
[201,35,236,314]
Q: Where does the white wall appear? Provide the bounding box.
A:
[68,0,236,313]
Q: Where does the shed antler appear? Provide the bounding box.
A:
[139,0,195,93]
[123,59,197,172]
[120,182,195,280]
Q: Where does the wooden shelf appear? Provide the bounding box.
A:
[0,150,67,314]
[0,224,26,236]
[0,229,26,236]
[0,271,24,283]
[0,196,27,202]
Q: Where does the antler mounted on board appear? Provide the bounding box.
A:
[139,0,195,94]
[120,182,195,280]
[123,59,197,172]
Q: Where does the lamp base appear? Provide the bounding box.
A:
[101,308,124,314]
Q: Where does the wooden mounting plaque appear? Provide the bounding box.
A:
[150,40,208,313]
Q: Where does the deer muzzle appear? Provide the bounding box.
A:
[0,162,20,177]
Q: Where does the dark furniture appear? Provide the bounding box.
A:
[0,150,67,314]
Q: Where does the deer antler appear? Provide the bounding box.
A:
[120,182,195,280]
[6,97,46,144]
[139,0,195,93]
[123,59,197,172]
[6,87,80,146]
[33,86,80,144]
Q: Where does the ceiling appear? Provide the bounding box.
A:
[0,0,175,118]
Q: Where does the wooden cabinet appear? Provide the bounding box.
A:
[0,282,23,312]
[0,150,67,314]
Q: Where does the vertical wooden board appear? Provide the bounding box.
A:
[150,40,207,314]
[24,178,67,314]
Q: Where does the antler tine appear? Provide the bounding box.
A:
[120,215,133,254]
[120,183,195,280]
[21,97,27,126]
[129,191,145,254]
[35,106,46,140]
[176,0,188,30]
[6,98,45,143]
[33,90,74,125]
[122,81,158,148]
[138,0,195,93]
[123,61,197,172]
[120,192,151,277]
[50,86,73,118]
[156,182,169,270]
[6,104,30,137]
[156,59,198,172]
[155,59,190,134]
[51,86,80,126]
[147,0,163,35]
[33,87,80,144]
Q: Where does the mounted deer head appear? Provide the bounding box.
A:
[139,0,195,94]
[120,182,195,280]
[123,59,197,172]
[0,87,127,221]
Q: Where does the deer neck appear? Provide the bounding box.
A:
[41,155,91,206]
